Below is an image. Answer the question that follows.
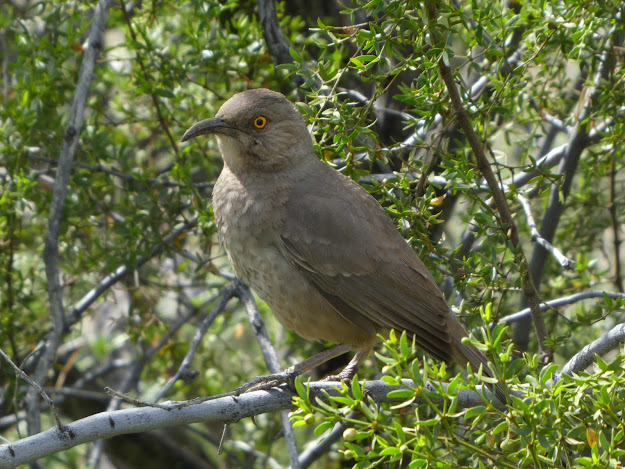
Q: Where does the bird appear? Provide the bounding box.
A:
[181,88,508,403]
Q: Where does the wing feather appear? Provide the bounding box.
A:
[280,163,454,362]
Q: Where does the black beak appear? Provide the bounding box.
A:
[181,117,243,142]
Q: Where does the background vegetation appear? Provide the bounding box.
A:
[1,0,624,467]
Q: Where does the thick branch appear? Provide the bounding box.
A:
[554,322,625,382]
[0,380,499,468]
[257,0,304,87]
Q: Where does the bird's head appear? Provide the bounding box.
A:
[181,89,314,172]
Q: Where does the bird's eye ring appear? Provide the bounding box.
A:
[253,116,267,129]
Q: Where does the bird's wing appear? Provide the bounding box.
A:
[279,163,453,362]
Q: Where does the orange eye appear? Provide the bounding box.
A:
[253,116,267,129]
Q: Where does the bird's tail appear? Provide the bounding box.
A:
[448,318,509,404]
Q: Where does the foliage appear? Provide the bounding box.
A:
[0,0,624,467]
[292,330,625,468]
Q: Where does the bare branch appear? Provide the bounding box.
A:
[153,284,238,401]
[497,290,625,325]
[65,216,198,326]
[555,322,625,381]
[234,280,301,469]
[257,0,304,87]
[0,380,502,468]
[295,414,353,469]
[517,194,575,270]
[32,0,111,438]
[608,155,623,291]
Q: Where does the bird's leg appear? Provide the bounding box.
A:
[238,344,353,394]
[322,347,371,383]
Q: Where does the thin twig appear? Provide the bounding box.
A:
[517,194,575,269]
[119,0,178,155]
[0,349,64,431]
[495,290,625,326]
[608,155,623,291]
[153,284,238,401]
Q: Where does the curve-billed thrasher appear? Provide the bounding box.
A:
[182,88,507,402]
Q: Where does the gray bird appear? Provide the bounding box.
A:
[182,88,507,402]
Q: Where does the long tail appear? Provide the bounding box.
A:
[447,318,509,404]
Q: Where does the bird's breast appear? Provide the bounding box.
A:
[211,167,376,347]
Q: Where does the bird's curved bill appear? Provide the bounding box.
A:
[181,118,242,142]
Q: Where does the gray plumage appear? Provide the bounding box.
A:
[182,88,508,403]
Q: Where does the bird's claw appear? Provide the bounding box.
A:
[235,370,299,395]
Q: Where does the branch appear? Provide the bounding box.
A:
[0,380,500,468]
[119,0,178,155]
[496,290,625,325]
[608,155,623,291]
[554,322,625,382]
[234,280,301,469]
[294,414,353,469]
[32,0,111,438]
[517,194,575,269]
[434,35,550,359]
[257,0,304,87]
[153,283,238,401]
[65,216,198,326]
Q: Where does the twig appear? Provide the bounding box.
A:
[119,0,178,155]
[517,194,575,269]
[31,0,111,438]
[495,290,625,325]
[608,155,623,291]
[153,283,238,401]
[27,154,214,192]
[0,349,64,431]
[234,280,301,469]
[431,9,550,360]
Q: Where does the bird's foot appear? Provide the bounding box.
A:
[233,369,300,395]
[322,367,357,385]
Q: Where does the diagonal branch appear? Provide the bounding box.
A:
[234,280,301,469]
[554,322,625,382]
[435,53,550,360]
[517,194,575,270]
[119,0,179,155]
